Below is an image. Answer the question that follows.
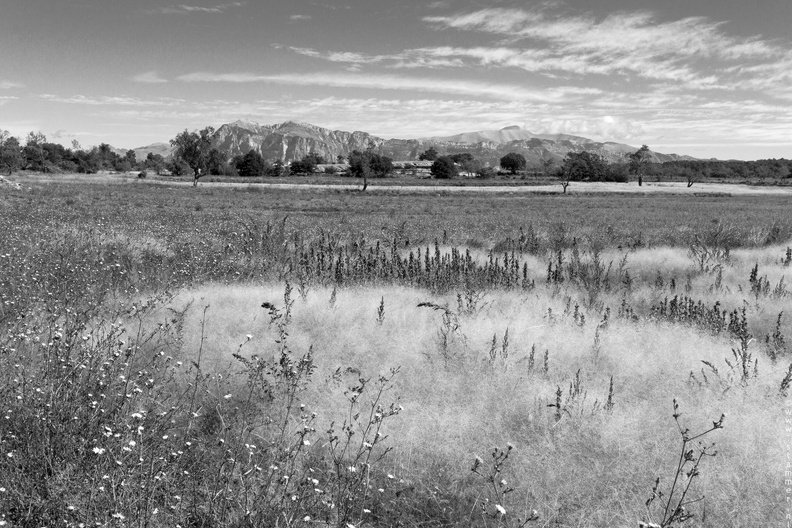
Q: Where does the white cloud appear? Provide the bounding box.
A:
[132,71,168,84]
[289,14,312,21]
[422,7,786,92]
[149,2,245,15]
[38,94,185,107]
[0,81,24,90]
[177,71,600,102]
[527,116,645,141]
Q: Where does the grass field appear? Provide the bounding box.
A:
[0,177,789,527]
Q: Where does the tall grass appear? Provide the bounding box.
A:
[1,181,790,526]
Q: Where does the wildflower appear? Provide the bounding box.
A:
[92,447,106,455]
[245,334,252,340]
[111,513,125,520]
[303,516,311,522]
[223,394,232,399]
[495,504,506,515]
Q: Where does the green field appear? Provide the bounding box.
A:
[0,178,789,527]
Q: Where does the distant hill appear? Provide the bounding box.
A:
[131,142,174,162]
[424,126,692,166]
[130,122,695,166]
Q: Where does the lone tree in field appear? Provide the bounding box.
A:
[500,152,527,175]
[348,149,394,191]
[170,126,215,186]
[628,144,651,186]
[430,156,458,179]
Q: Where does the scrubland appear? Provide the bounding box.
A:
[0,179,789,527]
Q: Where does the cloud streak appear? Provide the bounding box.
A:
[38,94,185,107]
[177,71,600,102]
[148,2,245,15]
[132,71,168,84]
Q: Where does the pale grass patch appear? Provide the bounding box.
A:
[160,273,786,526]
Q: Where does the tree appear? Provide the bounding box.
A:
[500,152,527,175]
[144,153,166,175]
[431,156,458,179]
[450,152,480,175]
[541,158,556,177]
[289,159,314,175]
[167,158,192,176]
[561,151,607,182]
[419,147,438,161]
[269,159,285,177]
[628,144,651,186]
[23,132,48,172]
[206,148,231,176]
[348,150,394,191]
[476,166,496,179]
[123,149,136,168]
[170,126,215,186]
[236,150,266,177]
[0,136,22,175]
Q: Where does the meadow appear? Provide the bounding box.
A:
[0,177,789,527]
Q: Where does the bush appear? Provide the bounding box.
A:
[431,156,458,179]
[476,166,497,179]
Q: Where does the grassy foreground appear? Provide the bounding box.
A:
[0,179,789,527]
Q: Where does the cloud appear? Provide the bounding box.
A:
[132,71,168,84]
[149,2,245,14]
[527,116,645,141]
[0,96,18,106]
[422,7,785,91]
[177,71,600,102]
[289,14,312,21]
[38,94,185,107]
[0,81,24,90]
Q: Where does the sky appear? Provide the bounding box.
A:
[1,0,791,160]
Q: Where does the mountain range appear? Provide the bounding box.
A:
[132,121,694,166]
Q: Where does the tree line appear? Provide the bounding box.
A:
[2,128,790,188]
[0,131,138,175]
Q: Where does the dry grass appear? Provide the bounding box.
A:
[0,179,789,527]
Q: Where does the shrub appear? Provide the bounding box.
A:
[431,156,458,179]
